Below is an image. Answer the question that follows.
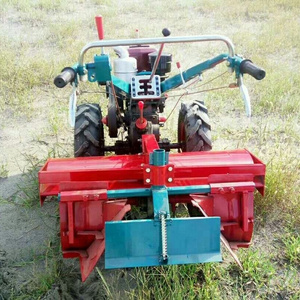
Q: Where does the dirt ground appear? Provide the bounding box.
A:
[1,1,299,299]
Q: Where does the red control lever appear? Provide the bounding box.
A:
[95,15,104,40]
[136,101,147,130]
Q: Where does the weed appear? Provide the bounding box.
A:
[279,266,300,298]
[34,0,64,12]
[253,66,300,115]
[0,163,9,178]
[224,248,276,298]
[282,232,300,266]
[96,267,113,299]
[48,20,81,50]
[255,149,300,223]
[129,264,222,299]
[0,0,33,12]
[0,41,55,116]
[13,155,42,208]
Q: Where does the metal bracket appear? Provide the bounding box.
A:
[131,75,161,99]
[143,163,174,185]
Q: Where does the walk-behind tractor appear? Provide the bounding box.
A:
[39,16,266,281]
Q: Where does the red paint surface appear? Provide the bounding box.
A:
[95,15,104,40]
[38,134,265,281]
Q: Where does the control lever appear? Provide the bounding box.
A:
[149,28,171,81]
[95,15,105,54]
[136,101,147,130]
[238,75,251,117]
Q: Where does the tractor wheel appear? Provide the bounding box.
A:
[177,100,212,217]
[178,100,212,152]
[74,103,104,157]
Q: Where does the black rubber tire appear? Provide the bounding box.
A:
[178,100,212,217]
[178,100,212,152]
[74,103,104,157]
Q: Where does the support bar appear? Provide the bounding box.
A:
[106,185,211,199]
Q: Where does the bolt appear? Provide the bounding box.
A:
[168,166,173,172]
[218,187,225,194]
[168,178,173,183]
[146,168,151,173]
[230,187,235,194]
[146,178,151,183]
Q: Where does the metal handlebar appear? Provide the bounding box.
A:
[54,67,76,88]
[240,59,265,80]
[78,35,235,68]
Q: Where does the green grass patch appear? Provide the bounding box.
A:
[129,264,221,300]
[34,0,65,12]
[14,155,41,208]
[282,232,300,266]
[253,65,300,115]
[12,149,70,208]
[228,249,275,288]
[0,0,33,12]
[128,248,277,299]
[255,150,300,223]
[0,41,55,115]
[0,162,9,178]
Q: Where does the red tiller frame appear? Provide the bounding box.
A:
[38,134,265,281]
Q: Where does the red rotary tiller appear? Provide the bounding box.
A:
[39,16,266,281]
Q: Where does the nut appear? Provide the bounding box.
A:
[146,178,151,183]
[145,168,151,173]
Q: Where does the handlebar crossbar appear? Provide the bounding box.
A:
[78,35,235,67]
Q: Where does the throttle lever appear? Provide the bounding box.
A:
[238,75,251,117]
[149,28,171,81]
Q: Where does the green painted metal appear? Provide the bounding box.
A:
[105,217,221,269]
[137,71,151,75]
[227,55,243,78]
[106,185,211,199]
[150,149,168,166]
[107,188,151,198]
[161,53,228,93]
[74,53,245,95]
[86,54,112,84]
[71,63,79,86]
[168,185,211,195]
[152,187,170,217]
[77,64,86,76]
[111,75,130,95]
